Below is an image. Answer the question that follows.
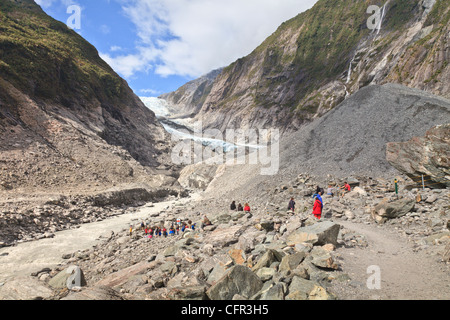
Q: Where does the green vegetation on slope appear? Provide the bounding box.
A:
[0,0,128,106]
[218,0,424,115]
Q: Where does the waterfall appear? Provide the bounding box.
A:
[376,3,387,36]
[346,56,355,84]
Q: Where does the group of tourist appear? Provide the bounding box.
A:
[230,201,251,213]
[129,216,213,238]
[288,182,352,220]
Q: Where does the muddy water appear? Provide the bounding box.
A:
[0,197,193,283]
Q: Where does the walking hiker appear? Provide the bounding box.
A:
[288,197,296,213]
[313,185,324,199]
[316,191,323,206]
[148,227,154,239]
[312,195,323,220]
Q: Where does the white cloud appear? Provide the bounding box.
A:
[106,0,318,78]
[35,0,57,8]
[100,47,159,78]
[35,0,78,8]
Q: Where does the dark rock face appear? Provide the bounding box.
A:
[161,0,450,134]
[386,124,450,188]
[0,0,175,195]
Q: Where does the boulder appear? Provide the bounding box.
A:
[259,283,286,300]
[285,276,316,300]
[206,265,263,300]
[95,262,153,288]
[287,221,341,246]
[278,252,307,274]
[61,286,124,300]
[48,266,87,290]
[0,277,54,300]
[167,286,208,300]
[371,198,415,223]
[228,248,247,265]
[286,276,335,300]
[309,247,339,270]
[255,267,276,281]
[386,124,450,189]
[203,225,246,248]
[251,249,284,272]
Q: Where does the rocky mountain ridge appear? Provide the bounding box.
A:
[162,0,449,134]
[0,0,179,197]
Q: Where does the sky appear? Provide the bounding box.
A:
[35,0,318,97]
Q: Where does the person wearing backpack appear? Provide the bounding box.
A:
[312,193,323,220]
[288,197,296,213]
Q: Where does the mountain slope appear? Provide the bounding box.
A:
[201,84,450,204]
[163,0,449,134]
[0,0,175,194]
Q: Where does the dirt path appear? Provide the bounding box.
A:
[330,220,450,300]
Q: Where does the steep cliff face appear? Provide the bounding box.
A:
[386,124,450,188]
[0,0,175,194]
[163,0,449,134]
[160,68,223,118]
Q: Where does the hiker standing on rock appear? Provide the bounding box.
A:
[327,185,335,196]
[288,197,296,213]
[340,182,351,197]
[201,216,212,229]
[312,193,323,220]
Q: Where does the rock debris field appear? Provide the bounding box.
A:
[0,175,448,300]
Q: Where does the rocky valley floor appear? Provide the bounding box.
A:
[0,175,448,301]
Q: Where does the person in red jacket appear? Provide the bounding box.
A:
[312,196,323,220]
[244,203,251,213]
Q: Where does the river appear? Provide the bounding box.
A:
[0,196,194,283]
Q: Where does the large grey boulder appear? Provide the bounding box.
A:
[371,198,415,223]
[251,249,284,273]
[206,265,263,300]
[287,221,341,246]
[48,266,87,290]
[387,124,450,189]
[286,276,336,300]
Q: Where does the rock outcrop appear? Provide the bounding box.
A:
[0,0,175,196]
[386,124,450,188]
[161,0,449,134]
